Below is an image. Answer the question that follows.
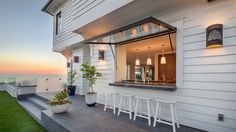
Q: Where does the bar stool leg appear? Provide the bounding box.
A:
[151,99,155,117]
[117,96,123,116]
[104,93,108,111]
[129,97,132,120]
[147,100,151,126]
[174,104,180,128]
[153,101,159,127]
[139,99,142,113]
[158,103,162,122]
[133,98,139,121]
[170,104,176,132]
[113,95,116,114]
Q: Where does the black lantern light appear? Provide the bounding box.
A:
[74,56,79,63]
[206,24,223,48]
[98,50,104,60]
[67,62,70,68]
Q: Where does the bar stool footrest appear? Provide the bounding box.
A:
[136,114,150,120]
[158,120,173,126]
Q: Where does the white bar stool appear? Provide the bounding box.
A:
[117,94,134,120]
[133,96,153,126]
[104,92,119,114]
[153,99,180,132]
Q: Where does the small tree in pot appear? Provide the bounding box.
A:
[67,70,78,96]
[80,63,102,106]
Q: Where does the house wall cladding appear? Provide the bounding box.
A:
[71,0,133,31]
[52,0,133,51]
[91,1,236,132]
[52,0,236,132]
[72,45,90,95]
[52,0,84,51]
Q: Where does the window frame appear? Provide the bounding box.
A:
[56,11,62,35]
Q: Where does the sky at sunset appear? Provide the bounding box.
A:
[0,0,66,75]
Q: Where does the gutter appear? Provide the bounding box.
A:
[41,0,54,16]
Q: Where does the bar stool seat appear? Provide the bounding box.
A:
[117,94,134,120]
[133,96,153,126]
[104,92,119,114]
[153,98,180,132]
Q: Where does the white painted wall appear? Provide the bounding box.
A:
[91,44,116,97]
[71,0,133,31]
[52,0,133,52]
[5,84,17,97]
[0,77,66,97]
[36,77,66,93]
[0,84,16,97]
[89,1,236,132]
[52,0,84,51]
[49,0,236,131]
[72,45,90,95]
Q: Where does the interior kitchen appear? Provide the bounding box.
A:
[126,34,176,85]
[88,17,179,91]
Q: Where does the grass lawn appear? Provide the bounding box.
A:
[0,92,46,132]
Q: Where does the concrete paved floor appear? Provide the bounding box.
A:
[39,93,206,132]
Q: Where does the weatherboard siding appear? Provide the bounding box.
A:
[52,0,133,51]
[71,0,133,31]
[72,45,90,95]
[165,1,236,132]
[91,1,236,132]
[53,0,83,51]
[51,0,236,131]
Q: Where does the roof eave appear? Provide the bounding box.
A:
[41,0,54,16]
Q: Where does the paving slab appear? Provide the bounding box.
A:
[39,94,206,132]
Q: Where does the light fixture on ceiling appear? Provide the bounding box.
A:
[143,24,149,32]
[135,49,140,66]
[160,44,167,64]
[146,47,152,65]
[131,28,137,37]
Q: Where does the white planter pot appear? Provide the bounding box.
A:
[49,103,70,113]
[85,93,97,106]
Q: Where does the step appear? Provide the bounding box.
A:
[35,94,50,102]
[18,100,43,123]
[27,96,49,110]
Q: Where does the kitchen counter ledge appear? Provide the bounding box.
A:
[109,82,177,91]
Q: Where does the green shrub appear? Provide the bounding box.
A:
[48,91,72,106]
[80,63,102,94]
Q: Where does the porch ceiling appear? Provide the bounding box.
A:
[73,0,194,40]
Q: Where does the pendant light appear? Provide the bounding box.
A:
[135,49,140,66]
[160,45,166,64]
[131,28,137,37]
[146,47,152,65]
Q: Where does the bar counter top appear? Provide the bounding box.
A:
[109,82,177,91]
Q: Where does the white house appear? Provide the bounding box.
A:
[42,0,236,132]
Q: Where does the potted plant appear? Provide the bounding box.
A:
[67,70,78,96]
[80,63,102,107]
[48,90,72,113]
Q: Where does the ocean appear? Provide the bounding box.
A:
[0,74,66,83]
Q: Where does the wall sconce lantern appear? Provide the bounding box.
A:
[67,62,70,68]
[206,24,223,48]
[98,50,104,60]
[74,56,79,63]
